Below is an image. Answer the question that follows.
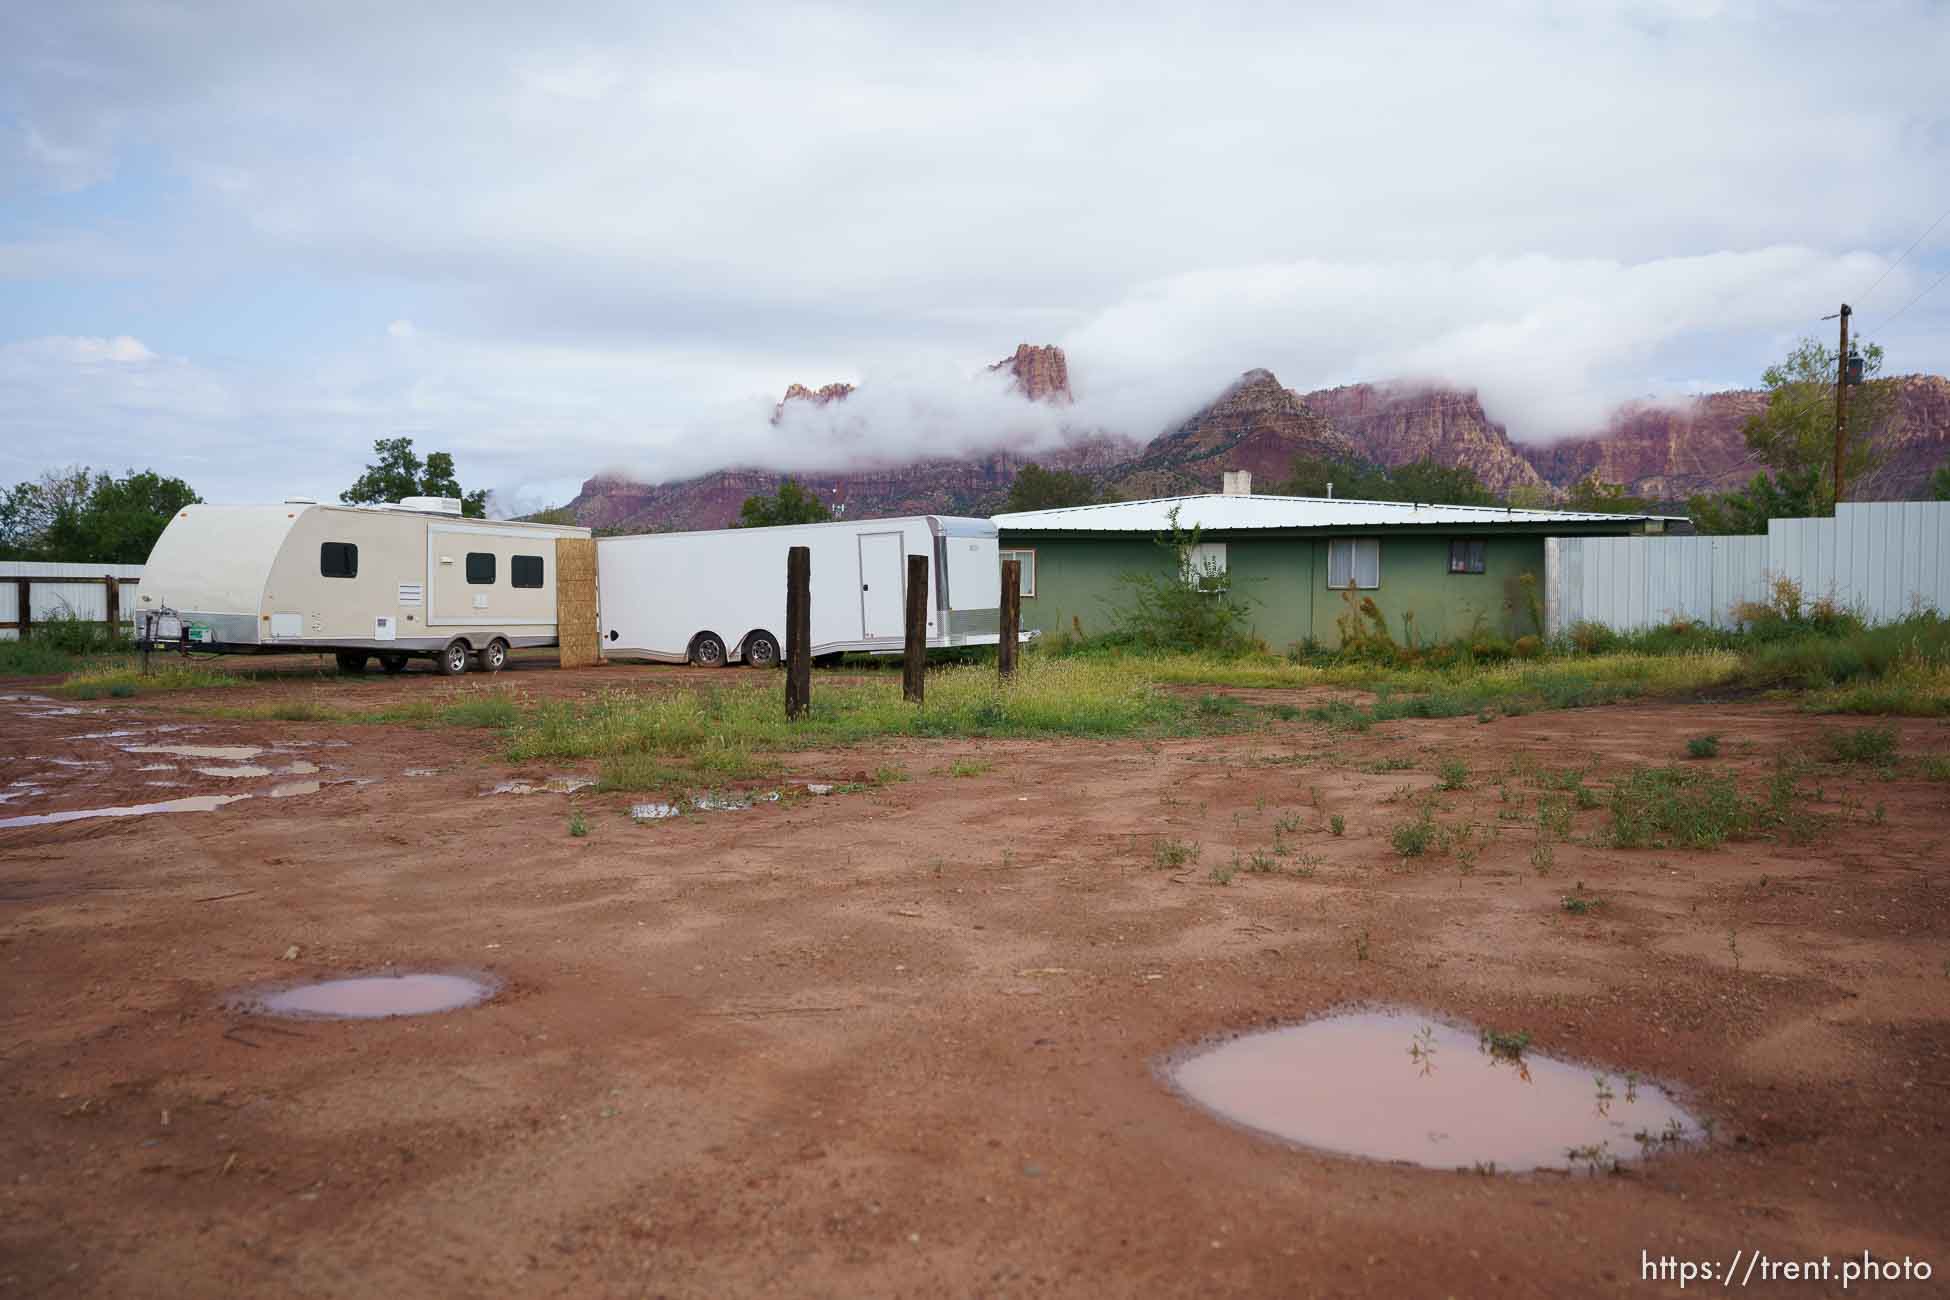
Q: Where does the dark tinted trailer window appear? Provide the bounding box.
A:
[466,552,496,584]
[511,555,544,588]
[320,542,358,578]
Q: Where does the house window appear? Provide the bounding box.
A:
[1185,541,1228,592]
[999,549,1036,597]
[511,555,544,589]
[1448,538,1487,574]
[1327,538,1381,589]
[466,552,496,584]
[320,542,358,579]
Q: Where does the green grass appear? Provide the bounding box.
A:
[1389,807,1437,857]
[57,662,242,697]
[505,658,1188,763]
[1607,767,1754,849]
[944,757,993,778]
[1684,733,1721,759]
[1821,724,1899,765]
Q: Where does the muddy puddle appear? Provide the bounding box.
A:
[193,760,319,780]
[632,791,782,821]
[125,743,264,762]
[1169,1009,1700,1173]
[0,793,251,829]
[484,776,594,796]
[247,972,498,1019]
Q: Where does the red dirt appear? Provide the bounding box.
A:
[2,670,1947,1297]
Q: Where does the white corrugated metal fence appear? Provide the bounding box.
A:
[1546,502,1950,635]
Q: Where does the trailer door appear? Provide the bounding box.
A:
[858,531,905,638]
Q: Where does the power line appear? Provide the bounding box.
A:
[1876,263,1950,330]
[1859,199,1950,307]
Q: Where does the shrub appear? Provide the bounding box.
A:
[1568,620,1617,655]
[1107,508,1260,653]
[1608,766,1754,849]
[1512,635,1542,659]
[1685,733,1721,759]
[1390,808,1437,857]
[1823,724,1898,765]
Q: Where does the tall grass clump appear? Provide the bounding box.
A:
[1607,767,1754,849]
[57,660,241,698]
[506,657,1182,762]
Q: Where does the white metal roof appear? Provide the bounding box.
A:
[994,493,1678,533]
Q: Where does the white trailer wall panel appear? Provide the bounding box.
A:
[1547,502,1950,635]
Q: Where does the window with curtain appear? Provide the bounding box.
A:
[1327,537,1381,589]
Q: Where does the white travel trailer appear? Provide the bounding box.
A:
[135,498,592,675]
[596,515,1005,664]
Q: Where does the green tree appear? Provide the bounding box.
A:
[341,437,489,517]
[1273,454,1500,506]
[1742,336,1897,506]
[1005,463,1097,512]
[1688,466,1823,535]
[1108,507,1258,652]
[1562,472,1655,514]
[737,477,833,528]
[0,467,200,563]
[1932,463,1950,501]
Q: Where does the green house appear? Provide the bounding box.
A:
[994,479,1677,650]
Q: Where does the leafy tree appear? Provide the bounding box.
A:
[1742,336,1897,506]
[0,467,200,563]
[1932,463,1950,501]
[1108,507,1258,652]
[1562,473,1655,514]
[1688,466,1823,535]
[737,477,833,528]
[1005,463,1097,512]
[341,437,488,517]
[1274,455,1500,506]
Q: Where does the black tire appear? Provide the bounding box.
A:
[742,630,781,668]
[436,640,472,676]
[478,639,509,673]
[688,632,728,667]
[379,653,410,675]
[335,652,370,674]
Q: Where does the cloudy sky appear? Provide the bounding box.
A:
[3,0,1947,512]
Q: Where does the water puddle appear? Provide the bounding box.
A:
[0,793,250,829]
[0,788,41,804]
[246,972,497,1019]
[484,776,594,795]
[802,783,835,795]
[402,767,442,777]
[632,790,783,822]
[73,729,144,740]
[126,743,264,762]
[137,763,176,772]
[193,760,319,780]
[1169,1009,1700,1173]
[43,757,110,768]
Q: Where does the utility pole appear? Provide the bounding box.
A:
[1832,303,1851,506]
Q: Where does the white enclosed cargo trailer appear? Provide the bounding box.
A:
[135,498,591,675]
[596,515,1005,664]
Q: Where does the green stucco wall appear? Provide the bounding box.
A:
[1002,533,1550,650]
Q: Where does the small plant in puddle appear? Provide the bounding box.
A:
[1685,733,1721,759]
[568,809,588,838]
[1593,1074,1616,1116]
[1407,1025,1438,1075]
[1353,928,1371,961]
[1479,1028,1530,1061]
[1436,757,1469,790]
[1390,807,1437,858]
[1152,838,1201,869]
[1565,1142,1617,1176]
[1328,813,1346,837]
[1823,724,1898,766]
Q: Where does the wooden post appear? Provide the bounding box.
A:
[902,553,928,704]
[785,546,811,720]
[15,578,29,641]
[104,574,120,643]
[1832,303,1852,506]
[999,559,1020,680]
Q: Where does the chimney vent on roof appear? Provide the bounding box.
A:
[1221,470,1252,496]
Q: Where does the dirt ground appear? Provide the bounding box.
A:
[2,661,1947,1298]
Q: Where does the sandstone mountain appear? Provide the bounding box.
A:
[564,344,1950,532]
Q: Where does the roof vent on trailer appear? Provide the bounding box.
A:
[398,496,464,515]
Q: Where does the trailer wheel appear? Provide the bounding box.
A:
[436,639,472,676]
[334,652,370,674]
[478,638,509,673]
[742,631,781,668]
[688,632,727,667]
[379,653,410,675]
